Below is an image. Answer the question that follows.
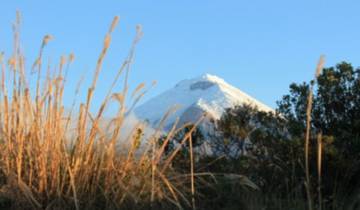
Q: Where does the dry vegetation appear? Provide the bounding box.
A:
[0,14,202,210]
[304,55,325,210]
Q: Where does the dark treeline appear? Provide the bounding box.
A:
[164,62,360,210]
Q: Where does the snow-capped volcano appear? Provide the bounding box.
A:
[134,74,273,129]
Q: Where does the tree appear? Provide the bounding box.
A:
[277,62,360,206]
[158,124,205,171]
[214,104,257,157]
[209,62,360,208]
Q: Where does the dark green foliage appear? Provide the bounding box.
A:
[159,124,205,172]
[276,62,360,207]
[159,124,205,155]
[155,62,360,209]
[194,62,360,209]
[207,104,305,197]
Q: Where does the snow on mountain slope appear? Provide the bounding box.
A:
[134,74,273,129]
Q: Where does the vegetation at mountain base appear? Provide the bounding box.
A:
[191,62,360,210]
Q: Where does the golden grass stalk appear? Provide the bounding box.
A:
[317,131,323,210]
[189,134,196,210]
[304,55,325,210]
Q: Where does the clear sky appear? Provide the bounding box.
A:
[1,0,360,111]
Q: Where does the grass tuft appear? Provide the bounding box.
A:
[0,14,198,210]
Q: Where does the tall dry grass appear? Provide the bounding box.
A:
[316,131,323,210]
[0,14,198,210]
[304,55,325,210]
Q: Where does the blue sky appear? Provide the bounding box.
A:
[1,0,360,111]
